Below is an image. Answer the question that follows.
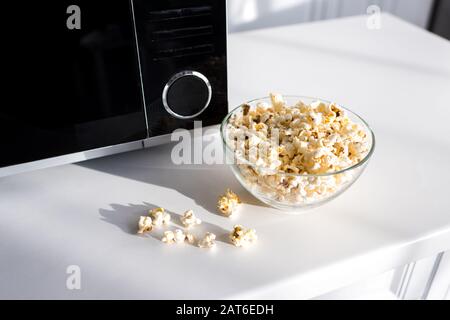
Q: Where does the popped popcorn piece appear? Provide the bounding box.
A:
[149,207,171,227]
[180,209,202,228]
[161,230,175,244]
[162,229,194,244]
[137,216,153,234]
[185,233,196,244]
[224,93,371,205]
[173,229,186,244]
[198,232,216,249]
[217,189,241,217]
[229,225,257,247]
[270,92,285,112]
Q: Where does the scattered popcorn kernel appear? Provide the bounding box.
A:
[242,103,250,116]
[149,207,171,227]
[217,189,241,217]
[230,225,258,247]
[185,233,196,244]
[198,232,216,249]
[162,229,194,245]
[137,216,153,234]
[226,189,241,203]
[180,209,202,228]
[270,92,285,112]
[162,230,175,244]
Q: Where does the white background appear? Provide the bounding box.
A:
[228,0,434,32]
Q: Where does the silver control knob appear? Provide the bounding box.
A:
[162,70,212,119]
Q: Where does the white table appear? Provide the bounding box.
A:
[1,14,450,299]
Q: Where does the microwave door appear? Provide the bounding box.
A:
[0,1,147,169]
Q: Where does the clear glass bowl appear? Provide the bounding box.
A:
[220,96,375,213]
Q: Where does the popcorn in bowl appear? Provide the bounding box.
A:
[162,229,194,245]
[221,94,375,211]
[137,216,153,234]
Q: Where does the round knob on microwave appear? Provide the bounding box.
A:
[162,71,212,119]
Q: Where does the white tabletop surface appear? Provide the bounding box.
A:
[1,14,450,299]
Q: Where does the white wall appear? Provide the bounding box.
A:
[228,0,435,33]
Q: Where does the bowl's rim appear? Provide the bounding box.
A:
[220,95,376,177]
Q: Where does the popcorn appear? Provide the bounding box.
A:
[173,229,187,244]
[180,210,202,228]
[270,92,285,112]
[224,93,371,205]
[162,229,193,244]
[185,233,196,244]
[137,204,260,250]
[229,225,257,247]
[161,230,175,244]
[217,189,242,217]
[198,232,216,249]
[149,207,171,227]
[137,216,153,234]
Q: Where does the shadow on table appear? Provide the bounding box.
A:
[99,201,233,246]
[79,142,268,215]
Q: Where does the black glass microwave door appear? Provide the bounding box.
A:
[0,1,147,168]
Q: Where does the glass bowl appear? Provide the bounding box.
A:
[220,96,375,213]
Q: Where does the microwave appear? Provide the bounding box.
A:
[0,0,228,176]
